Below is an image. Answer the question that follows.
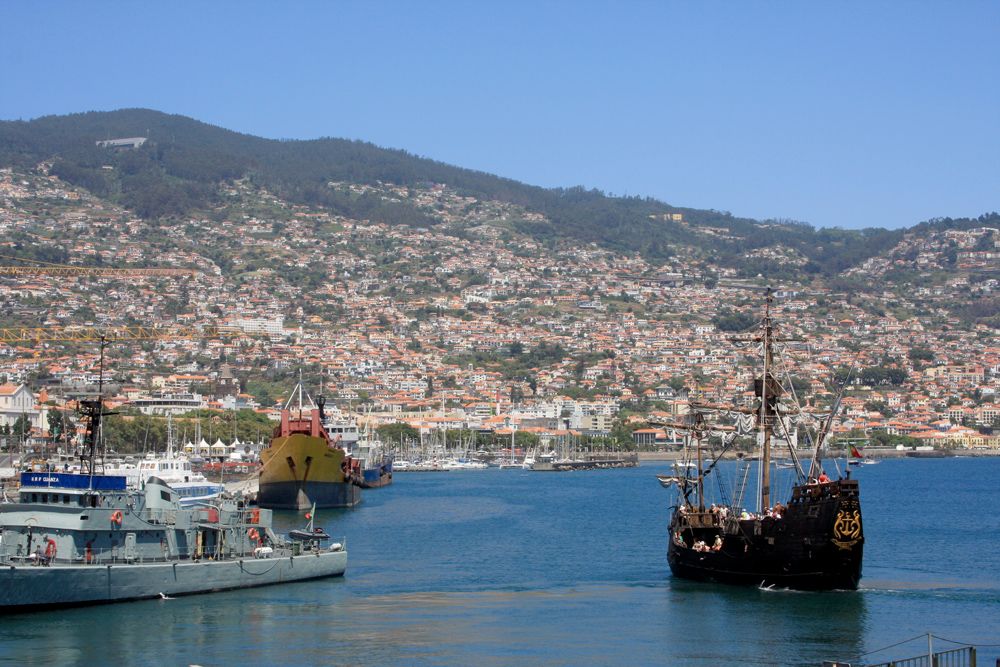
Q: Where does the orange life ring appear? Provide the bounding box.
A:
[250,509,260,524]
[111,510,123,525]
[248,528,260,542]
[44,538,57,560]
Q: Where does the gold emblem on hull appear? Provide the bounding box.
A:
[831,509,862,550]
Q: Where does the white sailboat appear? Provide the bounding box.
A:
[499,427,521,469]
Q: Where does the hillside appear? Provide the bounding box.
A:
[0,108,959,280]
[0,140,997,434]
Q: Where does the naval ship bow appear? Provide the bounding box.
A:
[657,291,863,590]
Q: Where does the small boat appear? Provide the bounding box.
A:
[499,432,522,469]
[848,445,879,466]
[324,415,394,489]
[288,504,332,542]
[107,450,224,507]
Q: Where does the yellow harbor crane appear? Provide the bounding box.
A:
[0,254,198,277]
[0,325,223,344]
[1,255,215,346]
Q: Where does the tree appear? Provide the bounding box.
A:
[832,367,855,386]
[11,414,33,443]
[859,366,907,386]
[47,410,71,443]
[712,309,756,332]
[514,430,540,448]
[788,375,811,396]
[863,400,894,417]
[376,422,419,444]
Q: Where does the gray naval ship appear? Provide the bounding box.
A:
[0,394,347,612]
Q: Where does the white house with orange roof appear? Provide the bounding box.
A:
[0,383,45,430]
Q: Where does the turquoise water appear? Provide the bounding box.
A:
[1,459,998,666]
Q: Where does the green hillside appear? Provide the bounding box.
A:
[0,109,992,279]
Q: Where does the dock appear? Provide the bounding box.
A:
[224,474,258,497]
[532,453,639,472]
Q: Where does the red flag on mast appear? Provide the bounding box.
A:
[850,445,863,458]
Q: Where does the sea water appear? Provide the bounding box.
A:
[1,458,997,666]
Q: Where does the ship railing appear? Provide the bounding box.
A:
[791,482,843,503]
[287,536,347,557]
[0,544,163,566]
[0,536,346,567]
[0,544,252,566]
[682,512,724,529]
[863,645,975,667]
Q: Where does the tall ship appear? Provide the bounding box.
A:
[257,388,362,510]
[0,383,347,612]
[659,291,863,590]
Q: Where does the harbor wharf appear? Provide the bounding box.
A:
[532,452,639,471]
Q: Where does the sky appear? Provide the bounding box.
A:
[1,2,997,230]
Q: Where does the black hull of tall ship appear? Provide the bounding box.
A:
[667,479,863,591]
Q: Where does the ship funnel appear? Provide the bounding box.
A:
[144,476,179,509]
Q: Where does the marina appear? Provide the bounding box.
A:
[0,5,994,663]
[1,459,997,665]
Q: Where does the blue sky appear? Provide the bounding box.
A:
[1,2,997,230]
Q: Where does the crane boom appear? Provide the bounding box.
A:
[0,253,198,277]
[0,325,221,343]
[0,266,195,277]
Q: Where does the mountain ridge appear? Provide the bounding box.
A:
[0,108,995,281]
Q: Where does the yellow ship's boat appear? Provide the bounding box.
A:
[257,404,362,510]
